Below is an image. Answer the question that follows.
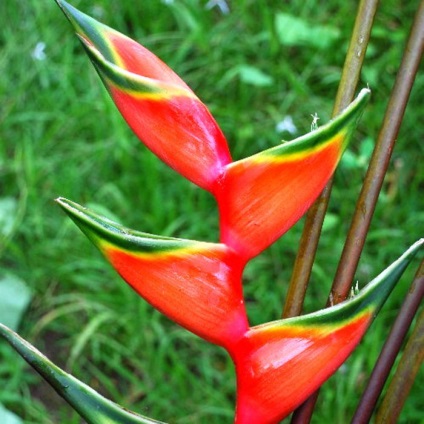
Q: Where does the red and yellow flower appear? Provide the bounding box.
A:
[2,2,418,424]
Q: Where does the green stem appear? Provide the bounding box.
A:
[352,260,424,423]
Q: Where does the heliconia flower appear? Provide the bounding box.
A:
[0,323,166,424]
[217,88,370,261]
[55,0,232,192]
[56,198,248,350]
[231,238,423,424]
[48,3,422,423]
[1,242,421,424]
[57,0,371,262]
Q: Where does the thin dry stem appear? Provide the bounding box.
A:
[282,0,379,318]
[375,308,424,424]
[330,0,424,303]
[352,260,424,423]
[288,0,424,422]
[287,0,380,419]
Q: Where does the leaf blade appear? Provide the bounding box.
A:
[0,324,165,424]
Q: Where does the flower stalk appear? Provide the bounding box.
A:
[282,0,379,319]
[290,0,424,419]
[352,260,424,423]
[375,307,424,423]
[331,0,424,299]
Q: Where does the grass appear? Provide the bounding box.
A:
[1,0,423,422]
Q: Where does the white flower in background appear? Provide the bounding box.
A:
[205,0,230,14]
[275,115,297,135]
[31,42,46,61]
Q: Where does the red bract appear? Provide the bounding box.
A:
[56,198,248,350]
[58,197,422,424]
[217,90,368,261]
[230,238,424,423]
[49,2,424,424]
[56,0,369,259]
[234,315,371,424]
[55,0,231,192]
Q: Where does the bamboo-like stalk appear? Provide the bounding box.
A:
[351,260,424,423]
[330,0,424,303]
[287,0,380,419]
[289,0,424,422]
[375,308,424,424]
[282,0,379,318]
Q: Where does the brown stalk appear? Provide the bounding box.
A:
[282,0,379,318]
[374,308,424,423]
[285,0,379,420]
[288,0,424,422]
[351,260,424,423]
[330,0,424,303]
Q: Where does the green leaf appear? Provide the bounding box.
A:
[275,13,340,49]
[0,274,32,331]
[0,324,166,424]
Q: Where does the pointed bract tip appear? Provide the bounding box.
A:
[56,197,187,252]
[54,0,80,24]
[351,237,424,313]
[358,86,371,99]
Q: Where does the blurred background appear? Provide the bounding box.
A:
[1,0,423,422]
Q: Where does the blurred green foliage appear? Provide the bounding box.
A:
[0,0,422,422]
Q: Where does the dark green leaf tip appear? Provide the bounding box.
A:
[0,323,165,423]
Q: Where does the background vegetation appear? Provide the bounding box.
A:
[1,0,422,422]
